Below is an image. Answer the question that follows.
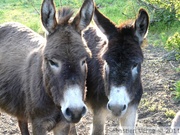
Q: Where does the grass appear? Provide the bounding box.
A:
[149,21,180,47]
[172,81,180,102]
[95,0,148,24]
[0,0,82,33]
[0,0,42,33]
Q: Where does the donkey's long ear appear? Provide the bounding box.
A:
[93,6,117,38]
[134,8,149,42]
[72,0,94,33]
[41,0,57,34]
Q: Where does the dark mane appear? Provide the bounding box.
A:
[118,19,134,29]
[57,7,74,25]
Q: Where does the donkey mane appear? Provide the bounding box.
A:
[57,7,74,25]
[117,20,134,31]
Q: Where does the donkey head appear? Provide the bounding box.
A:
[41,0,94,123]
[94,7,149,117]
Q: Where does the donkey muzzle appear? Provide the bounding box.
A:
[107,102,127,117]
[64,105,87,123]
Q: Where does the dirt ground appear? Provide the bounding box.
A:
[0,44,179,135]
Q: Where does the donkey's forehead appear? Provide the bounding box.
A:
[104,25,143,64]
[104,41,143,64]
[49,25,79,40]
[45,27,90,59]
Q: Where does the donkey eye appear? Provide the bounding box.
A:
[132,63,138,78]
[82,60,86,65]
[81,58,87,66]
[132,63,138,69]
[49,60,59,67]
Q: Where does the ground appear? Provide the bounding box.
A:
[0,44,179,135]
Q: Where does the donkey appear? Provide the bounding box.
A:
[84,7,149,134]
[0,0,94,134]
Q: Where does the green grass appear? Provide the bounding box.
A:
[172,81,180,101]
[148,20,180,47]
[95,0,146,24]
[0,0,42,32]
[0,0,82,33]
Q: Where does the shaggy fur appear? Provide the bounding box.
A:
[0,0,94,134]
[84,7,149,135]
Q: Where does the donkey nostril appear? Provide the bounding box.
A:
[82,106,87,115]
[122,105,126,111]
[107,103,111,110]
[65,108,72,117]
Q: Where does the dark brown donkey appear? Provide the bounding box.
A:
[0,0,94,134]
[84,7,149,134]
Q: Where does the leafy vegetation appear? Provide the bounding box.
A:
[138,0,180,97]
[172,81,180,101]
[165,32,180,60]
[141,0,180,23]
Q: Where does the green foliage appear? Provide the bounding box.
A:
[138,0,180,49]
[172,81,180,101]
[141,0,180,24]
[165,32,180,60]
[140,0,180,61]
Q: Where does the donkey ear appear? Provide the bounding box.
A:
[41,0,57,34]
[93,6,117,38]
[72,0,95,33]
[134,8,149,42]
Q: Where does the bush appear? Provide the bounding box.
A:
[173,81,180,101]
[165,32,180,60]
[138,0,180,25]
